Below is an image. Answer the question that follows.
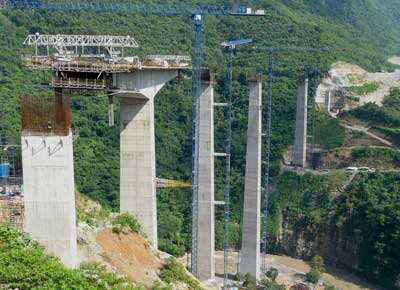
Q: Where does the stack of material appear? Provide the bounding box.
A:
[0,196,24,231]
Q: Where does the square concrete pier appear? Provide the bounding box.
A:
[240,77,262,279]
[293,79,309,168]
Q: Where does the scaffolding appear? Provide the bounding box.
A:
[24,34,139,57]
[21,93,71,136]
[0,133,22,196]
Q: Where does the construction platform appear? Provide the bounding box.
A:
[22,34,191,91]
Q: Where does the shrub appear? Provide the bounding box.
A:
[0,226,142,290]
[243,273,257,290]
[306,256,325,284]
[112,213,141,234]
[346,82,380,95]
[159,258,203,290]
[306,269,321,284]
[266,267,279,281]
[259,279,286,290]
[235,272,245,282]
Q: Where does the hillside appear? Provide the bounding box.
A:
[0,195,205,290]
[1,0,400,289]
[268,170,400,289]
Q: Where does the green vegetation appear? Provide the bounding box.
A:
[334,172,400,288]
[313,112,345,150]
[259,279,286,290]
[348,88,400,128]
[261,268,285,290]
[159,258,203,290]
[76,194,111,227]
[347,87,400,147]
[268,171,347,238]
[346,82,380,95]
[266,267,279,281]
[306,256,325,284]
[243,273,257,290]
[352,146,400,167]
[112,213,142,235]
[373,126,400,146]
[268,171,400,289]
[0,226,142,290]
[0,0,400,288]
[352,146,400,160]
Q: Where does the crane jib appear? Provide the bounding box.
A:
[1,0,248,15]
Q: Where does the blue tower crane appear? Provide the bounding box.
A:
[0,0,266,279]
[221,38,252,289]
[252,46,330,275]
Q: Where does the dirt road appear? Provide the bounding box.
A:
[211,251,383,290]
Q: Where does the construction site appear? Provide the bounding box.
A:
[1,1,399,290]
[1,31,326,283]
[1,12,337,285]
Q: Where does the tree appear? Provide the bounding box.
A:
[310,256,325,274]
[306,255,325,284]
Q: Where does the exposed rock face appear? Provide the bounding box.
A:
[316,61,400,114]
[277,209,362,273]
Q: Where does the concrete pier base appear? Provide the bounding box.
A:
[115,70,178,249]
[22,134,77,268]
[194,76,215,281]
[293,79,309,168]
[240,77,262,279]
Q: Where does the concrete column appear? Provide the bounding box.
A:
[293,79,308,168]
[195,79,215,281]
[325,90,331,113]
[240,77,262,279]
[22,133,77,268]
[115,70,178,249]
[120,97,157,248]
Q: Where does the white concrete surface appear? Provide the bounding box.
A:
[195,81,215,281]
[120,97,158,248]
[22,134,77,268]
[293,79,308,168]
[116,69,178,249]
[240,78,262,279]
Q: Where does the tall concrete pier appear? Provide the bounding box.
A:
[293,79,309,168]
[325,90,331,113]
[115,70,178,249]
[21,92,78,268]
[240,77,262,279]
[194,71,215,281]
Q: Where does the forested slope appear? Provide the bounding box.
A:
[0,0,399,287]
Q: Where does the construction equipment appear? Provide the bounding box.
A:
[221,38,252,288]
[155,178,191,189]
[2,0,266,279]
[251,46,330,274]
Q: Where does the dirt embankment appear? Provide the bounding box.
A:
[316,61,400,112]
[96,229,162,288]
[77,224,163,289]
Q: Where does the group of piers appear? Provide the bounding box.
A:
[19,32,316,284]
[20,34,190,268]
